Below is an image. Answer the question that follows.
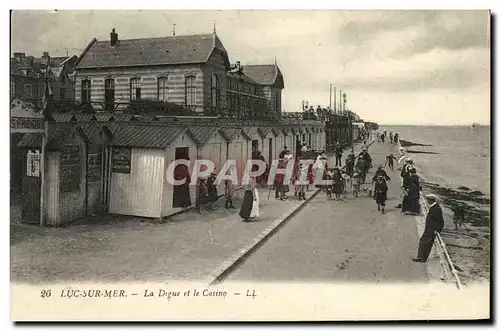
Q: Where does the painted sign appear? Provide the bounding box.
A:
[87,153,101,182]
[60,144,81,193]
[26,150,41,177]
[112,147,131,174]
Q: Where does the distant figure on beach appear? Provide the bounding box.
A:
[380,133,385,143]
[412,194,444,263]
[385,153,398,171]
[374,175,389,214]
[376,132,380,142]
[394,133,399,144]
[389,132,394,143]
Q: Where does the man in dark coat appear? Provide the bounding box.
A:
[279,146,289,159]
[334,142,343,167]
[412,194,444,262]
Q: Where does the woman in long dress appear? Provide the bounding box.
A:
[374,175,389,214]
[239,176,260,222]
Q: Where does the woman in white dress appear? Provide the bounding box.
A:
[239,175,260,222]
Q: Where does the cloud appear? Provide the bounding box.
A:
[337,10,489,60]
[390,11,490,58]
[337,11,438,45]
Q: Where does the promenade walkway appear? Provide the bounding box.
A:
[225,141,430,283]
[11,183,315,284]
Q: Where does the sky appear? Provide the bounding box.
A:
[10,10,490,125]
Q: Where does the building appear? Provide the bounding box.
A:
[10,52,77,106]
[74,29,284,117]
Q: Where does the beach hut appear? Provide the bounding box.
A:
[259,126,275,163]
[105,122,198,219]
[79,122,113,215]
[53,113,77,122]
[189,126,230,195]
[17,123,90,226]
[74,113,98,122]
[243,126,261,155]
[271,127,285,160]
[222,127,251,183]
[93,113,114,122]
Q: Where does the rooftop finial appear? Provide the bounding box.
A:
[213,20,216,33]
[274,56,277,65]
[173,24,176,36]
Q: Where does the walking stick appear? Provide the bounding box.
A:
[267,185,273,200]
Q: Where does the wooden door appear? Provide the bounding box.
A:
[21,149,41,224]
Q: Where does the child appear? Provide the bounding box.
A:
[341,169,350,199]
[224,179,235,209]
[352,171,361,198]
[332,167,343,201]
[197,178,208,214]
[325,168,334,200]
[206,171,218,211]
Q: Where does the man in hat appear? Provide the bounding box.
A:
[412,194,444,263]
[279,145,289,160]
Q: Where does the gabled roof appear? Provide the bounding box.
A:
[74,113,97,121]
[77,33,229,69]
[281,126,291,136]
[243,126,260,139]
[242,64,284,88]
[50,66,63,78]
[112,114,138,121]
[258,126,272,138]
[189,127,230,145]
[93,113,114,121]
[107,123,187,148]
[271,127,284,136]
[221,127,250,141]
[18,123,88,148]
[79,123,112,143]
[53,113,77,122]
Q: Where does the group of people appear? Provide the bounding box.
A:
[377,130,399,144]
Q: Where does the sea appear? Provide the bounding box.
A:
[379,125,491,198]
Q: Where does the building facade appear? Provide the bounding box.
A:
[10,52,77,107]
[74,29,284,117]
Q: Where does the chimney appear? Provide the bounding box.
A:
[41,52,50,66]
[26,56,34,67]
[110,28,118,46]
[13,52,25,62]
[236,61,241,71]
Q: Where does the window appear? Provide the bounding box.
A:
[60,87,66,100]
[185,75,196,107]
[157,76,168,102]
[275,90,281,112]
[23,84,33,98]
[10,81,15,98]
[61,74,66,85]
[81,79,91,104]
[105,78,115,111]
[130,77,141,101]
[211,74,219,109]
